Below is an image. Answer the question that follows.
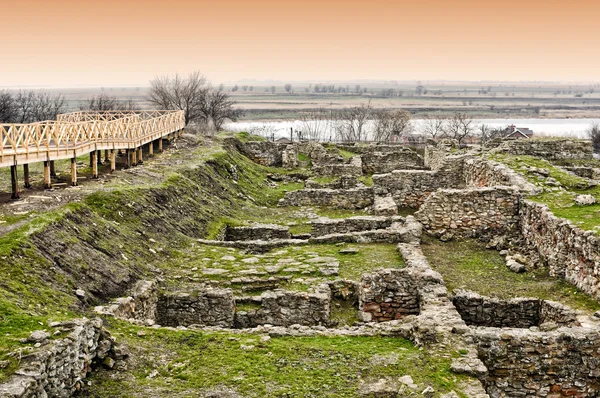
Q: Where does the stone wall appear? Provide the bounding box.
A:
[278,187,374,209]
[373,170,464,208]
[0,318,114,398]
[156,289,235,327]
[563,166,600,180]
[452,290,578,328]
[474,327,600,397]
[225,223,291,241]
[494,138,593,160]
[312,156,363,176]
[304,175,361,190]
[519,200,600,300]
[463,157,540,194]
[415,187,521,240]
[358,269,420,322]
[235,286,331,327]
[361,150,425,174]
[94,280,158,322]
[238,141,284,166]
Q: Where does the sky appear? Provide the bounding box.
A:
[0,0,598,87]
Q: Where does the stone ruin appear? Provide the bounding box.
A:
[5,137,600,398]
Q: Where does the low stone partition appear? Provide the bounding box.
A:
[310,216,403,237]
[278,187,374,209]
[312,156,363,176]
[358,268,421,322]
[474,327,600,397]
[309,216,422,245]
[452,290,578,328]
[94,280,158,322]
[519,200,600,300]
[304,175,360,189]
[361,150,425,174]
[415,187,521,240]
[494,138,593,160]
[563,166,600,180]
[234,286,331,327]
[373,169,464,208]
[156,288,235,328]
[225,223,291,241]
[0,318,115,398]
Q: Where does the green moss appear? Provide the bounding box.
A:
[421,236,600,314]
[358,175,373,187]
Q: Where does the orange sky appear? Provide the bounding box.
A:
[0,0,598,87]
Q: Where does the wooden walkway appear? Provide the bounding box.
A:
[0,110,185,199]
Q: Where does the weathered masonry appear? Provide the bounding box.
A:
[0,110,185,199]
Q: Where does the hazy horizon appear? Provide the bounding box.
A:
[1,0,599,88]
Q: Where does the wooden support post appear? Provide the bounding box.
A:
[23,164,31,189]
[158,138,163,152]
[137,146,143,164]
[148,141,154,157]
[10,165,20,200]
[71,157,77,186]
[110,150,116,172]
[49,160,56,178]
[91,151,98,178]
[125,149,131,169]
[131,148,137,166]
[43,161,51,189]
[90,152,94,167]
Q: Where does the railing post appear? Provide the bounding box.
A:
[71,157,77,186]
[23,164,31,189]
[11,164,20,200]
[43,161,51,189]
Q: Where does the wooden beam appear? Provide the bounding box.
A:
[43,161,51,189]
[23,164,31,189]
[71,157,77,186]
[148,141,154,157]
[158,138,163,152]
[10,165,20,200]
[131,147,137,166]
[91,151,98,178]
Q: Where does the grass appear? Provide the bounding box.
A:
[330,298,360,327]
[491,153,600,233]
[86,320,469,398]
[421,236,600,314]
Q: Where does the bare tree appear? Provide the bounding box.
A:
[0,90,16,123]
[373,109,412,141]
[284,84,293,93]
[249,86,254,92]
[81,93,137,112]
[15,91,36,123]
[270,86,276,94]
[231,85,239,92]
[446,112,474,146]
[31,92,67,121]
[332,102,373,142]
[148,71,210,125]
[421,116,447,140]
[587,122,600,154]
[299,109,330,141]
[205,89,241,131]
[242,85,248,92]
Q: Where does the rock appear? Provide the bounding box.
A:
[27,330,50,343]
[575,194,596,206]
[440,392,460,398]
[359,378,398,396]
[0,360,9,369]
[102,357,116,369]
[221,256,236,261]
[506,256,526,273]
[75,289,86,298]
[398,375,418,389]
[373,195,398,216]
[339,248,359,254]
[421,386,435,397]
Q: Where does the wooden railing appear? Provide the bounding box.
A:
[0,110,185,167]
